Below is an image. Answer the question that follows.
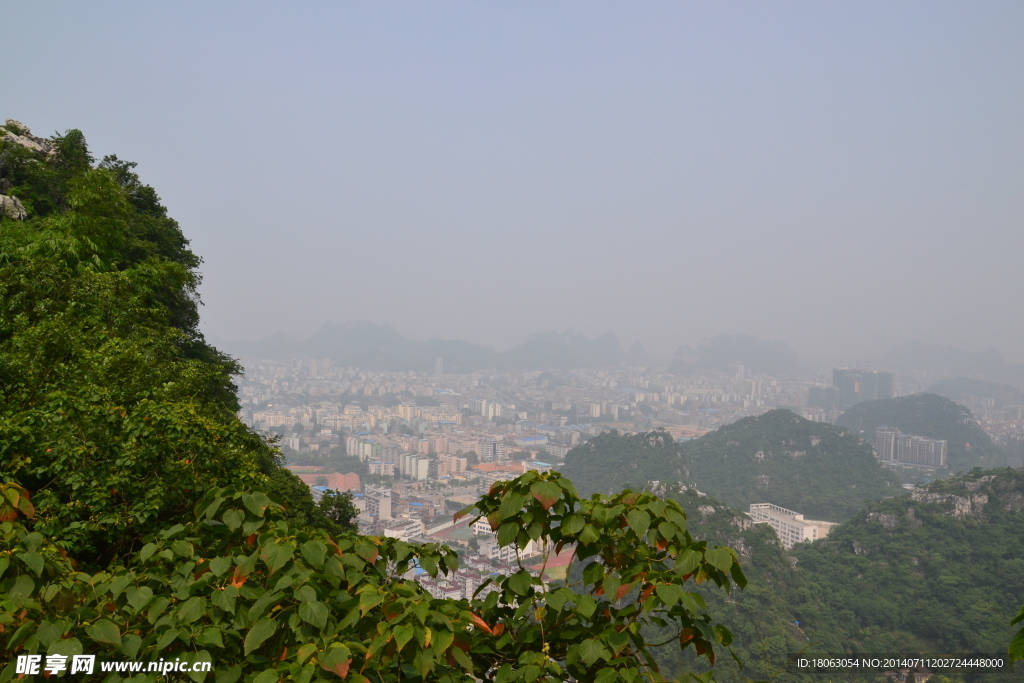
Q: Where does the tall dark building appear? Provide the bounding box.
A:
[832,368,894,407]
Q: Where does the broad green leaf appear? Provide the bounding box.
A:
[261,542,293,575]
[561,514,584,535]
[497,493,526,521]
[299,601,328,630]
[177,596,206,623]
[596,667,618,683]
[295,585,317,603]
[359,587,384,615]
[626,510,650,538]
[704,547,733,572]
[300,541,327,569]
[9,574,35,605]
[451,646,473,672]
[602,574,621,602]
[243,618,277,655]
[109,573,133,598]
[242,492,270,517]
[655,583,682,607]
[675,549,701,576]
[579,524,601,545]
[215,665,242,683]
[196,628,224,648]
[253,670,278,683]
[508,570,533,596]
[394,623,415,651]
[576,594,597,619]
[187,650,215,683]
[127,586,154,610]
[139,543,157,562]
[497,522,518,547]
[222,509,244,531]
[211,586,237,614]
[19,551,44,577]
[156,628,179,652]
[46,637,83,658]
[37,621,66,647]
[87,619,122,647]
[209,556,232,576]
[121,633,142,658]
[578,638,607,665]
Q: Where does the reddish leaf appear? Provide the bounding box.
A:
[246,534,257,546]
[230,566,246,588]
[680,628,696,644]
[469,613,494,635]
[492,623,505,637]
[616,583,633,601]
[640,584,656,603]
[487,513,501,532]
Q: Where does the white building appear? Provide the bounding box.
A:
[748,503,835,549]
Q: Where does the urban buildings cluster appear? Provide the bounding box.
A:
[875,427,948,471]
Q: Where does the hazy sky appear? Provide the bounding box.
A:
[5,3,1023,366]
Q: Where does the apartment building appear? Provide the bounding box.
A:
[749,503,835,549]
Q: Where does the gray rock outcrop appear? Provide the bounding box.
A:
[1,120,56,156]
[0,194,27,220]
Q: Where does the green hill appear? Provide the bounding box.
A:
[789,467,1024,678]
[836,393,1004,472]
[561,410,901,521]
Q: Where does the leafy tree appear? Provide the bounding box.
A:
[318,490,359,532]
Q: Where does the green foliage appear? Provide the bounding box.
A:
[563,411,901,521]
[1,470,745,683]
[836,393,1004,472]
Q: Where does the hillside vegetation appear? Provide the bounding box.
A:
[837,393,1004,472]
[562,410,901,521]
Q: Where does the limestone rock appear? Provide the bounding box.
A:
[1,120,56,156]
[0,194,27,220]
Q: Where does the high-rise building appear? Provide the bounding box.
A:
[434,357,444,377]
[875,427,946,468]
[832,368,894,407]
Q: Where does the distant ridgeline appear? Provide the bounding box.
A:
[649,469,1024,682]
[927,377,1024,409]
[560,409,901,521]
[836,393,1004,472]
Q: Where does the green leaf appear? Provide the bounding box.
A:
[243,492,271,517]
[497,522,518,547]
[626,510,650,538]
[0,556,9,579]
[300,541,327,569]
[9,574,35,605]
[561,514,585,534]
[19,551,44,577]
[579,524,601,544]
[211,585,238,614]
[215,665,242,683]
[253,670,278,683]
[177,596,206,624]
[299,601,328,630]
[579,638,607,665]
[37,621,66,647]
[530,481,562,509]
[209,556,232,576]
[497,493,526,521]
[121,633,142,658]
[261,542,293,575]
[704,547,733,573]
[86,619,122,647]
[157,628,179,652]
[596,667,618,683]
[46,637,83,658]
[508,570,533,596]
[139,543,157,562]
[1010,626,1024,662]
[196,628,224,648]
[359,587,384,615]
[451,646,473,672]
[243,618,277,655]
[394,623,415,651]
[109,573,133,598]
[127,585,154,610]
[602,574,621,602]
[675,549,701,576]
[222,509,244,531]
[576,594,597,619]
[655,583,682,607]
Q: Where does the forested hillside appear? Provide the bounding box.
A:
[642,472,1024,682]
[837,393,1004,472]
[562,410,900,521]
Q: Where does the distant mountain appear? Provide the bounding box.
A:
[502,330,625,369]
[836,393,1004,472]
[879,340,1024,385]
[561,410,900,520]
[223,321,629,371]
[670,334,804,377]
[927,377,1024,408]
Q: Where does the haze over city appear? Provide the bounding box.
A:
[4,2,1023,369]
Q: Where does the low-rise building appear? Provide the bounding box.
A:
[749,503,835,549]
